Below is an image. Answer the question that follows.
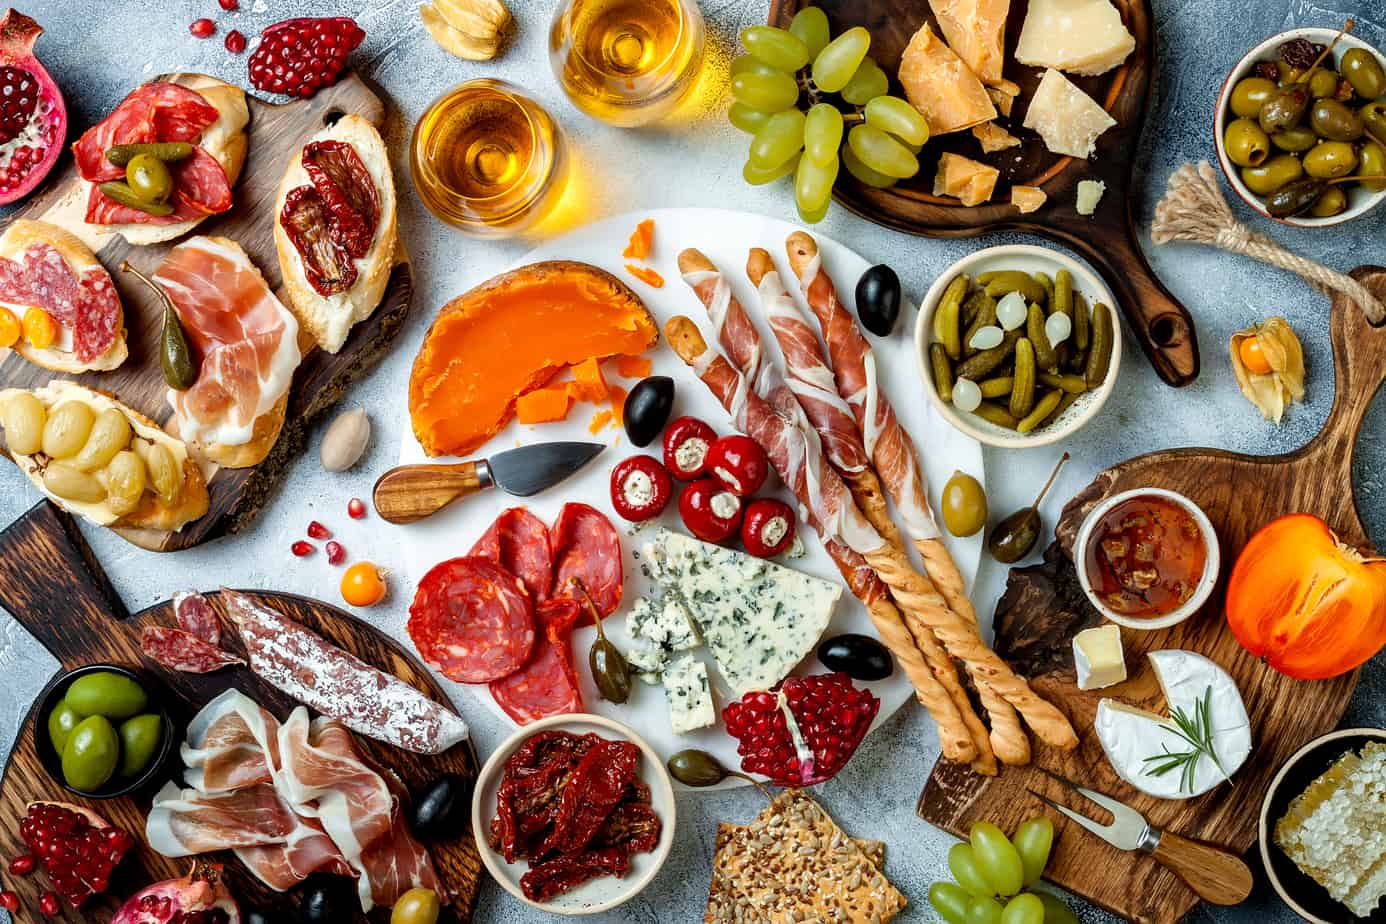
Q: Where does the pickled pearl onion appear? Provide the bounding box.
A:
[1046,311,1073,346]
[996,291,1028,331]
[952,377,982,413]
[969,325,1005,351]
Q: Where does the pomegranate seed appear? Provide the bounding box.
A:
[248,17,364,98]
[307,520,331,540]
[348,497,366,519]
[291,540,314,557]
[38,892,59,916]
[219,0,239,9]
[225,30,246,53]
[9,854,35,875]
[325,541,345,565]
[0,891,17,913]
[190,18,215,38]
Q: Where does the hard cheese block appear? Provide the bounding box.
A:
[644,528,841,696]
[1095,649,1252,799]
[899,23,996,135]
[927,0,1011,85]
[934,153,1001,206]
[1014,0,1135,76]
[1023,69,1116,159]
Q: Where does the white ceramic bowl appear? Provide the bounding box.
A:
[1214,27,1386,227]
[915,244,1121,449]
[1073,487,1220,631]
[470,713,676,915]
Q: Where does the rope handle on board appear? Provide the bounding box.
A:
[1151,161,1386,324]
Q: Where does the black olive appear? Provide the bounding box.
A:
[817,634,894,681]
[623,376,675,447]
[411,773,466,841]
[855,264,902,337]
[297,885,340,924]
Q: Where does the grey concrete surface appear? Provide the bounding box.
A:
[1,0,1385,921]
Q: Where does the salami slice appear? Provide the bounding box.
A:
[85,147,233,225]
[469,507,554,603]
[490,599,583,725]
[72,81,220,182]
[550,503,623,625]
[140,626,243,674]
[173,590,220,645]
[74,272,120,363]
[0,243,120,362]
[409,557,536,684]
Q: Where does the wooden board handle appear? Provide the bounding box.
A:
[372,461,487,524]
[1151,830,1254,906]
[0,502,127,666]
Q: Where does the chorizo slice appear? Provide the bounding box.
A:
[409,556,535,684]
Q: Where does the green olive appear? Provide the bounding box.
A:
[126,153,173,203]
[941,470,988,537]
[64,671,148,720]
[1308,68,1342,99]
[1242,154,1304,195]
[1304,140,1358,178]
[1230,76,1278,118]
[1271,126,1318,152]
[667,748,732,787]
[1358,140,1386,192]
[117,714,163,778]
[1309,186,1348,217]
[1342,48,1386,99]
[1362,101,1386,146]
[389,887,440,924]
[1223,118,1270,167]
[1259,85,1310,133]
[1277,63,1305,86]
[47,701,81,754]
[1266,177,1327,217]
[1310,98,1365,141]
[61,715,119,791]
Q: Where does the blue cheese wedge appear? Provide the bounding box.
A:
[628,596,701,651]
[625,640,670,684]
[663,656,716,734]
[644,528,842,696]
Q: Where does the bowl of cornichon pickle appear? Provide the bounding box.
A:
[915,245,1120,449]
[1215,26,1386,226]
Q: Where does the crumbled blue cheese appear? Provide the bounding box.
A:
[663,656,716,734]
[644,528,842,695]
[625,640,670,683]
[627,596,700,651]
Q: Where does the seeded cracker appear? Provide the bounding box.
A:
[711,790,906,923]
[706,823,885,923]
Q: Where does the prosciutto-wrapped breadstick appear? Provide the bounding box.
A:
[662,312,977,764]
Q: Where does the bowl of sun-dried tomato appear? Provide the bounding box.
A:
[471,713,676,914]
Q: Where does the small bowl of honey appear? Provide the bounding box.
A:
[1075,488,1220,631]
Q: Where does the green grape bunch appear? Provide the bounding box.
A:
[928,819,1081,924]
[730,7,931,223]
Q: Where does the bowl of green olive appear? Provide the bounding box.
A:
[1215,27,1386,226]
[916,245,1120,449]
[34,664,175,799]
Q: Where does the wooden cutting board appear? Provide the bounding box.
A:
[0,72,413,552]
[918,267,1386,924]
[0,501,483,923]
[766,0,1199,388]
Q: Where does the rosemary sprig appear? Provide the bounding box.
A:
[1141,685,1230,794]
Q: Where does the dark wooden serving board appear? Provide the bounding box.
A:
[918,267,1386,924]
[767,0,1199,388]
[0,72,412,552]
[0,501,482,922]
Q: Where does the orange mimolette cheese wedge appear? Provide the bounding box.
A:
[409,261,658,457]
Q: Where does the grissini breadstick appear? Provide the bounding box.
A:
[741,248,998,774]
[662,312,979,764]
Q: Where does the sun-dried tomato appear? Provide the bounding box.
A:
[1279,37,1325,69]
[533,739,638,859]
[506,730,598,775]
[280,185,357,296]
[302,140,378,259]
[519,848,631,902]
[591,802,661,854]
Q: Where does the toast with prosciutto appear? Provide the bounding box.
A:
[0,219,126,372]
[273,114,397,354]
[70,75,248,246]
[151,236,302,469]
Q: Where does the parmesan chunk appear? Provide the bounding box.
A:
[1023,69,1116,158]
[934,153,1000,206]
[1012,185,1047,213]
[972,121,1021,153]
[927,0,1011,85]
[899,23,996,135]
[1014,0,1136,76]
[1076,179,1107,215]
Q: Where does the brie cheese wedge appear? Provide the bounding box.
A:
[1095,649,1251,799]
[1073,625,1126,690]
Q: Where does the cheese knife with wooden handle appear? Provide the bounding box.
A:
[372,441,605,524]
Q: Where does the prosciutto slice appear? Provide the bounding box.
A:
[154,237,301,448]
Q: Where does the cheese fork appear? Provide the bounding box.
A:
[1027,769,1253,906]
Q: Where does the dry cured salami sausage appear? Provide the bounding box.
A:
[490,599,583,725]
[173,590,220,645]
[140,626,243,674]
[72,82,220,182]
[0,242,120,362]
[409,556,536,684]
[550,503,623,625]
[469,507,554,604]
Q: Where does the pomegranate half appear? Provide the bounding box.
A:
[110,862,240,924]
[0,9,65,205]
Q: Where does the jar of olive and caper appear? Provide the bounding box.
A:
[1224,36,1386,219]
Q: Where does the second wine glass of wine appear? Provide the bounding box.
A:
[549,0,705,127]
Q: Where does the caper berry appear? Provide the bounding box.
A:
[667,749,731,787]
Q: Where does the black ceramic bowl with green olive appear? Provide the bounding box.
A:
[33,663,175,799]
[1215,28,1386,225]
